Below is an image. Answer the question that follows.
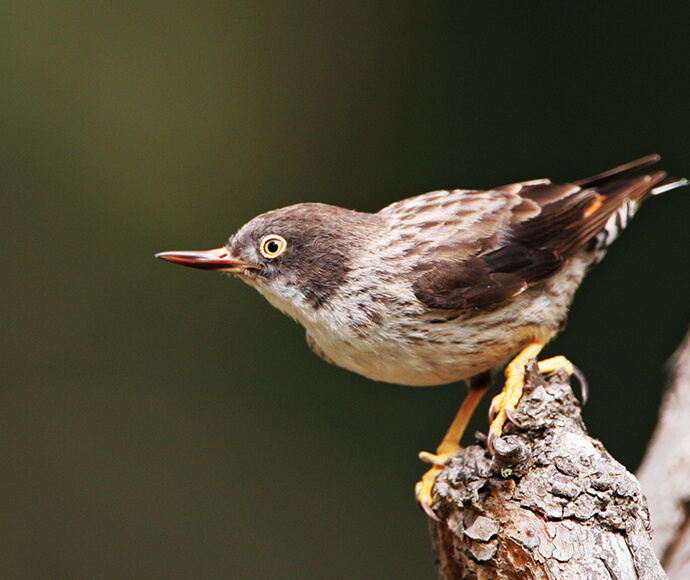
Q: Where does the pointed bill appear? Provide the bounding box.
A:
[155,247,258,273]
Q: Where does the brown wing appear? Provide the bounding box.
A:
[413,155,682,310]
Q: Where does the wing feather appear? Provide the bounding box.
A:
[412,156,683,310]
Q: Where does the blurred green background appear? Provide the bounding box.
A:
[3,2,689,578]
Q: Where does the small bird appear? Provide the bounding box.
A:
[156,155,686,519]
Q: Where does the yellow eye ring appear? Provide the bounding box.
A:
[259,234,288,259]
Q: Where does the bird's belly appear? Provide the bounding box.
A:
[301,255,589,386]
[305,307,548,386]
[304,273,583,385]
[329,339,525,386]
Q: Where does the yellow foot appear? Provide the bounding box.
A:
[415,380,490,519]
[487,342,576,454]
[415,450,455,521]
[537,355,573,375]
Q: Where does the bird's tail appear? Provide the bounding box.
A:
[575,155,687,252]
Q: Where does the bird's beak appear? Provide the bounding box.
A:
[155,247,257,274]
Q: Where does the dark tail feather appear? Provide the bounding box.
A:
[585,170,686,252]
[563,159,686,254]
[574,154,661,189]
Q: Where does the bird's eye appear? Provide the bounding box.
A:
[259,234,288,259]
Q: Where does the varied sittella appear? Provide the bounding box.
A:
[156,154,686,519]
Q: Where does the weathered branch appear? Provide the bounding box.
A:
[637,327,690,579]
[428,361,665,579]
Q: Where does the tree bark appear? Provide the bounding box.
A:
[637,328,690,579]
[427,360,665,579]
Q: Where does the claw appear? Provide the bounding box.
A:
[415,467,442,521]
[571,364,588,404]
[486,431,496,456]
[505,407,521,428]
[419,499,440,521]
[488,393,503,423]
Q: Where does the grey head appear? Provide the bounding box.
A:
[156,202,381,312]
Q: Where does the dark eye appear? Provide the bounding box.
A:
[259,234,287,259]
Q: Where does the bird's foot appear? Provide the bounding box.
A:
[415,377,490,519]
[415,445,460,521]
[537,355,573,376]
[487,343,577,454]
[539,356,588,403]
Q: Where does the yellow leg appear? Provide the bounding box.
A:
[488,341,575,452]
[415,378,490,519]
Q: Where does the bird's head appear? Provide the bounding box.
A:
[156,203,378,312]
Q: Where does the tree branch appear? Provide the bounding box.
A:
[427,361,665,579]
[637,327,690,579]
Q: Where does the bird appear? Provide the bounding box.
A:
[156,154,686,519]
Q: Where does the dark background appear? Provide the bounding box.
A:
[3,2,689,578]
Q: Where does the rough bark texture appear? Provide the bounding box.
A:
[428,361,665,580]
[637,328,690,579]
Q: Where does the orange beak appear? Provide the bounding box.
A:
[155,247,257,273]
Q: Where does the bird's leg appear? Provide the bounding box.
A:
[415,371,491,519]
[487,340,576,453]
